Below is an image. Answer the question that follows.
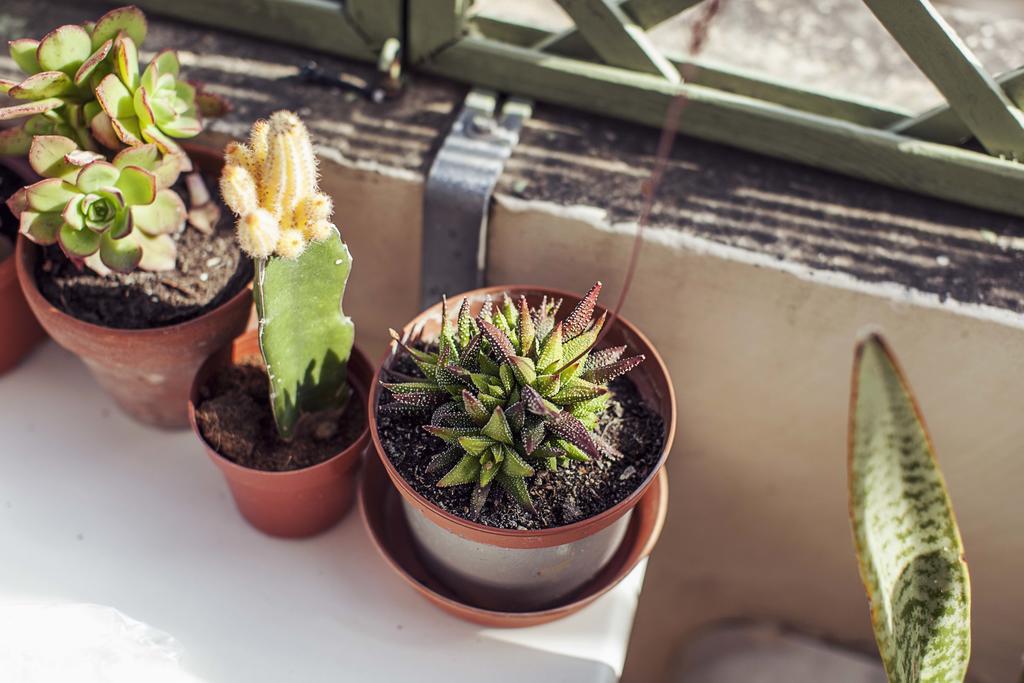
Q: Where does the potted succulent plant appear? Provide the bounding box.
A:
[188,111,371,538]
[0,154,44,374]
[1,5,250,427]
[369,283,675,613]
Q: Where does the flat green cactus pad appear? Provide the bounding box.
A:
[255,227,354,440]
[849,335,970,683]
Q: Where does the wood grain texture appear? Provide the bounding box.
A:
[863,0,1024,159]
[132,0,376,61]
[427,37,1024,218]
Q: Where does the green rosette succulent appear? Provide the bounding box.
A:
[92,37,203,169]
[0,6,147,155]
[6,135,184,272]
[384,283,645,516]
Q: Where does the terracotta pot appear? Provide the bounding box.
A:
[0,157,46,375]
[369,284,676,613]
[189,330,373,538]
[14,145,252,428]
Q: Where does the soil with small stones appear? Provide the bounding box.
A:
[377,354,666,530]
[195,359,366,472]
[0,163,22,261]
[32,174,251,329]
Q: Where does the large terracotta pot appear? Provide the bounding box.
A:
[189,330,373,538]
[14,145,252,428]
[0,157,45,375]
[369,285,677,613]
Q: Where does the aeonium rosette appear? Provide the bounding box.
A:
[6,135,185,273]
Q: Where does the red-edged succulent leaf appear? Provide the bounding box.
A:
[561,312,606,366]
[563,281,602,339]
[551,380,608,404]
[522,418,546,455]
[505,401,525,431]
[74,39,112,86]
[8,71,73,100]
[477,294,493,325]
[0,97,64,121]
[91,5,148,49]
[391,391,448,409]
[9,39,41,74]
[431,402,476,428]
[509,355,536,385]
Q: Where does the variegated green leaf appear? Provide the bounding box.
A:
[849,335,970,683]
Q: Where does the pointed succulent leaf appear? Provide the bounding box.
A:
[388,328,435,364]
[459,435,494,457]
[500,293,518,327]
[562,313,606,367]
[431,402,475,428]
[505,400,525,431]
[535,373,561,398]
[510,355,536,386]
[426,446,461,474]
[554,438,590,462]
[470,482,492,517]
[521,385,560,419]
[498,363,515,394]
[551,380,608,405]
[850,335,970,683]
[547,411,601,459]
[477,294,493,324]
[479,460,500,488]
[384,381,446,395]
[515,296,536,352]
[462,390,489,425]
[456,298,475,347]
[584,354,645,383]
[481,405,514,446]
[74,39,113,87]
[438,454,481,487]
[480,320,517,364]
[585,345,626,371]
[496,471,535,513]
[522,418,546,455]
[563,281,602,339]
[502,447,535,478]
[536,322,563,372]
[423,425,478,444]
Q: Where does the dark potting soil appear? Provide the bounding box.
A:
[0,163,21,261]
[32,175,252,329]
[377,354,666,531]
[195,359,366,472]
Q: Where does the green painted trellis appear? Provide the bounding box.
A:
[131,0,1024,219]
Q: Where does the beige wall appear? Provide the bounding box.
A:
[486,196,1024,683]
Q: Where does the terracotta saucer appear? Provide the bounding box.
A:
[359,454,669,628]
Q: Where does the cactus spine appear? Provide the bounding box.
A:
[221,111,354,440]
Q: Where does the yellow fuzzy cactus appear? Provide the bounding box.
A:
[220,111,334,259]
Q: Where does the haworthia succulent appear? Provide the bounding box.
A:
[255,227,354,440]
[849,335,970,683]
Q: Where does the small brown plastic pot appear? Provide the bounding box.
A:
[189,330,373,538]
[369,285,676,613]
[14,145,252,428]
[0,157,45,375]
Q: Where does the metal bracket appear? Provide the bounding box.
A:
[420,89,532,309]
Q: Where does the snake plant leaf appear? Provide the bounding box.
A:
[255,227,354,440]
[849,334,970,683]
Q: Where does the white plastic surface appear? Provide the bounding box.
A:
[0,343,646,683]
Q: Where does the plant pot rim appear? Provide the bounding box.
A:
[369,283,677,546]
[360,450,669,626]
[188,329,373,479]
[14,143,252,338]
